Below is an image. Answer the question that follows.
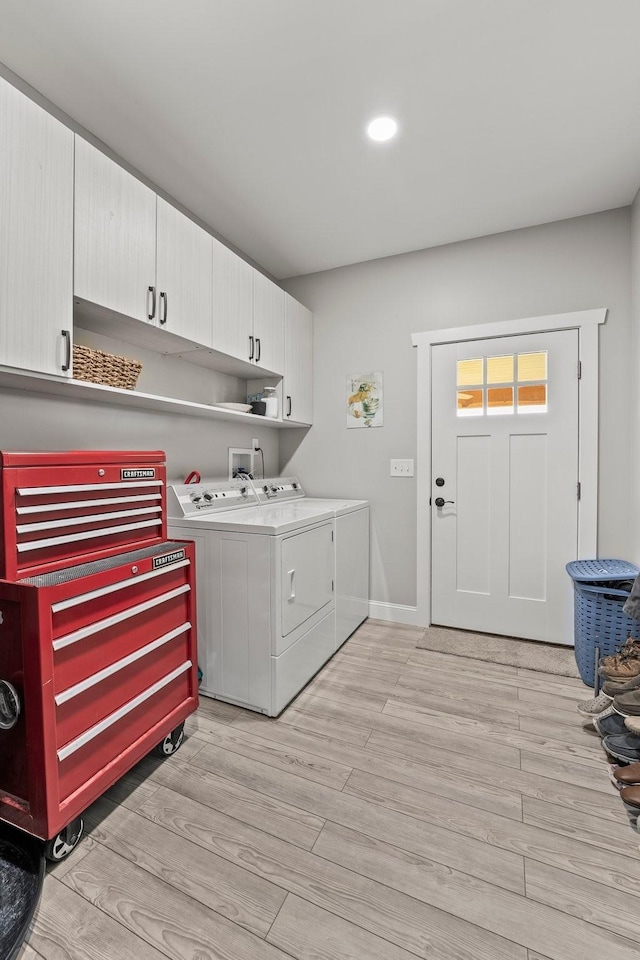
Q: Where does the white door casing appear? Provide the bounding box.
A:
[431,330,578,643]
[411,308,605,632]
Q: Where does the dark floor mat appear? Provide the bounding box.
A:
[0,822,44,960]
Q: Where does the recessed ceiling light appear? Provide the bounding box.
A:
[367,116,398,142]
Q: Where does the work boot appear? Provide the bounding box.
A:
[593,712,628,737]
[600,637,640,667]
[577,691,612,716]
[602,733,640,764]
[611,762,640,785]
[600,659,640,681]
[613,690,640,717]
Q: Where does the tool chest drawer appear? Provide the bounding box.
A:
[0,539,197,840]
[0,450,167,580]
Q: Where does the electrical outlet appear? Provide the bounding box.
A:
[390,459,415,477]
[252,437,260,451]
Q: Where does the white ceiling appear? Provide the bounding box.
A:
[2,0,640,280]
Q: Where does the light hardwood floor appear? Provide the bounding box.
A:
[17,619,640,960]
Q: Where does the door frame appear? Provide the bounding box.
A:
[411,307,606,629]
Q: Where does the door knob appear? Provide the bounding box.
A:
[435,477,445,487]
[434,497,455,508]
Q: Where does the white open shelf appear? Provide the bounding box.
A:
[0,367,311,428]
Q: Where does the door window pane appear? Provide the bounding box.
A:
[517,352,547,382]
[487,355,514,384]
[518,384,547,412]
[457,389,483,415]
[457,358,483,386]
[487,386,514,415]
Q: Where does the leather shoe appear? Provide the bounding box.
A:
[620,785,640,810]
[613,761,640,785]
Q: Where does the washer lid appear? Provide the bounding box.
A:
[170,502,334,535]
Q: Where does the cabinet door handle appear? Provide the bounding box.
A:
[61,329,71,372]
[159,291,167,325]
[147,286,157,320]
[287,395,292,418]
[256,338,261,363]
[249,335,254,360]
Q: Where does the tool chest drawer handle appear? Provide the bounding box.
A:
[17,506,161,534]
[51,559,191,613]
[17,518,161,554]
[17,480,163,496]
[57,660,192,762]
[53,583,191,651]
[54,622,191,706]
[17,493,163,515]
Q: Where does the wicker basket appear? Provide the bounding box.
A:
[72,344,142,391]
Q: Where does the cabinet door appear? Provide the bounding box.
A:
[283,294,313,424]
[211,237,253,361]
[0,78,73,376]
[156,198,213,346]
[252,270,284,374]
[74,137,156,324]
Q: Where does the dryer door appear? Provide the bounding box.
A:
[281,522,334,638]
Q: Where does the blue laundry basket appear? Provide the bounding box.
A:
[566,559,640,686]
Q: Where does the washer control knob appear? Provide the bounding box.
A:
[191,492,202,502]
[263,485,269,493]
[203,492,213,501]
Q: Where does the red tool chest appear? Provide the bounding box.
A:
[0,451,198,850]
[0,449,167,581]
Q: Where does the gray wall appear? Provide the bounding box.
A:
[282,209,632,609]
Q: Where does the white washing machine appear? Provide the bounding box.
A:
[167,477,338,716]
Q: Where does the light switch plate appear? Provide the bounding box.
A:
[390,459,414,477]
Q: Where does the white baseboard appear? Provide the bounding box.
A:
[367,601,423,626]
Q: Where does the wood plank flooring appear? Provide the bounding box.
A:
[18,619,640,960]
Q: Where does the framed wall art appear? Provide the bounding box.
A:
[346,371,383,428]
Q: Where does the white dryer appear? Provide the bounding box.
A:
[259,481,370,648]
[167,478,337,716]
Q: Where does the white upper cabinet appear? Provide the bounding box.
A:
[210,241,284,375]
[74,137,156,324]
[211,236,253,360]
[156,198,213,346]
[283,294,313,425]
[0,78,74,377]
[252,270,284,374]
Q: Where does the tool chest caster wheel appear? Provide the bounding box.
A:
[152,721,185,757]
[44,817,84,863]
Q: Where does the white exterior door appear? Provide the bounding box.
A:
[431,329,579,643]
